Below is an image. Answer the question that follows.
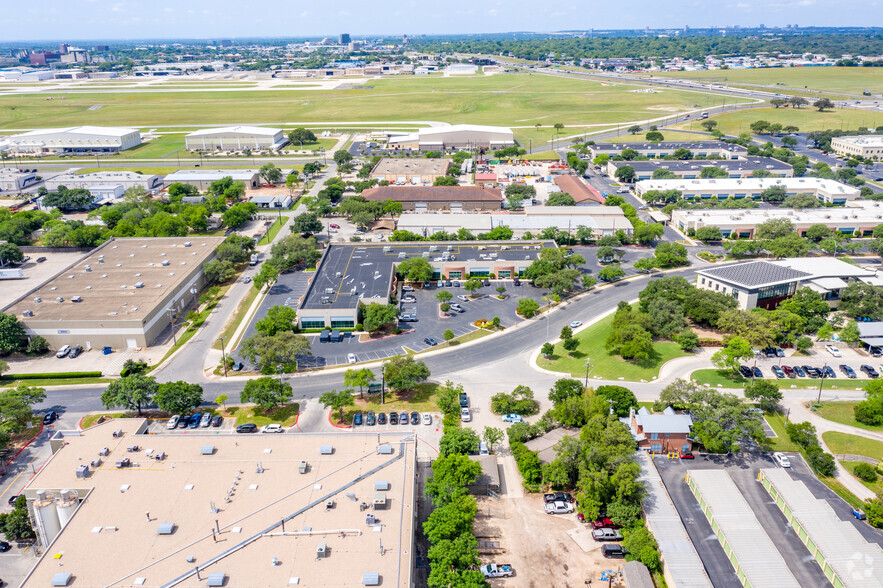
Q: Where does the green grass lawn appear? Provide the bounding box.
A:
[0,73,729,130]
[0,377,112,388]
[605,130,711,143]
[815,401,883,433]
[334,382,441,425]
[537,311,691,381]
[672,106,883,136]
[258,216,289,245]
[232,403,299,427]
[842,461,883,494]
[645,67,883,97]
[281,138,339,153]
[115,135,185,159]
[822,431,883,460]
[80,412,126,429]
[213,286,262,351]
[764,410,801,452]
[690,369,865,390]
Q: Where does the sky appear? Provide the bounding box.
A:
[2,0,881,41]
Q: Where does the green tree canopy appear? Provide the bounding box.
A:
[100,374,158,416]
[254,305,298,337]
[153,381,203,415]
[241,376,293,409]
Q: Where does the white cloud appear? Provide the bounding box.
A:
[110,2,123,12]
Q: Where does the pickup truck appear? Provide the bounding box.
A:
[592,528,623,542]
[544,501,574,515]
[480,563,514,578]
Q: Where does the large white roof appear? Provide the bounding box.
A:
[11,126,138,138]
[186,126,282,137]
[637,177,859,196]
[420,124,513,136]
[771,257,877,280]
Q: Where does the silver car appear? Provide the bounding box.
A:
[199,413,212,428]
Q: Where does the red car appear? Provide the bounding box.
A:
[329,223,341,229]
[591,518,621,530]
[679,452,695,459]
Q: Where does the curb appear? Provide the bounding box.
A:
[327,411,351,429]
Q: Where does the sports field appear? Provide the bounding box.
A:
[0,73,739,131]
[673,106,883,135]
[647,67,883,97]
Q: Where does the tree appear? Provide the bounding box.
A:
[383,355,430,393]
[750,120,771,134]
[711,336,754,374]
[435,380,464,417]
[240,377,292,410]
[287,127,317,146]
[756,217,794,239]
[320,389,355,422]
[546,192,575,206]
[646,297,687,339]
[671,148,693,160]
[789,96,809,108]
[0,384,46,434]
[333,149,353,166]
[221,201,257,229]
[839,282,883,321]
[695,226,722,241]
[814,98,835,111]
[0,360,7,377]
[840,320,861,345]
[614,165,635,183]
[425,452,482,503]
[517,298,540,318]
[599,264,625,282]
[483,427,504,452]
[553,122,564,134]
[443,329,455,341]
[292,212,322,234]
[744,380,782,411]
[101,374,158,416]
[783,193,821,209]
[562,337,579,354]
[343,367,375,398]
[781,135,798,148]
[238,331,311,373]
[0,313,25,353]
[153,381,203,415]
[776,288,829,323]
[2,495,35,541]
[633,223,664,244]
[594,385,638,417]
[627,125,642,135]
[700,120,718,132]
[423,493,478,543]
[622,524,661,573]
[203,259,236,285]
[259,163,283,185]
[550,378,583,405]
[652,168,678,179]
[644,130,664,142]
[759,185,787,203]
[397,257,434,282]
[438,427,482,458]
[463,279,483,296]
[0,243,23,266]
[606,320,653,361]
[677,331,700,351]
[362,303,399,332]
[699,166,729,179]
[653,242,688,267]
[433,175,459,187]
[254,305,298,336]
[253,263,279,290]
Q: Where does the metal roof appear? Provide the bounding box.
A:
[637,453,712,588]
[634,406,693,434]
[761,468,883,588]
[699,260,812,288]
[688,469,802,588]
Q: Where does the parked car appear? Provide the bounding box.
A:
[211,415,223,427]
[480,564,514,578]
[401,295,417,303]
[459,393,469,407]
[752,366,763,378]
[55,345,71,359]
[793,365,806,377]
[329,223,341,229]
[450,305,465,313]
[852,507,867,520]
[679,452,695,459]
[236,423,258,433]
[42,411,58,425]
[840,364,857,378]
[738,365,752,378]
[69,344,83,359]
[353,412,363,426]
[825,344,842,357]
[188,414,201,428]
[483,279,490,286]
[402,285,414,292]
[366,411,376,426]
[422,413,432,426]
[200,413,212,428]
[177,416,189,429]
[456,295,469,302]
[410,411,420,425]
[802,365,818,378]
[36,257,47,263]
[460,407,472,422]
[772,366,785,379]
[399,412,408,425]
[592,528,623,541]
[543,492,573,503]
[590,517,622,530]
[763,347,777,358]
[424,337,438,346]
[0,541,11,553]
[167,415,180,429]
[570,320,582,328]
[7,494,22,506]
[773,452,791,468]
[782,365,795,378]
[347,353,357,364]
[389,412,398,425]
[261,423,283,433]
[436,280,444,287]
[398,313,417,322]
[513,278,520,286]
[602,544,628,559]
[544,501,574,515]
[824,365,836,379]
[445,280,452,287]
[232,362,244,371]
[377,412,387,425]
[616,187,630,194]
[502,414,523,423]
[861,365,879,378]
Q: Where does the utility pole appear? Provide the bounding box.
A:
[167,309,177,345]
[584,358,593,388]
[218,336,228,377]
[380,362,386,405]
[816,363,827,405]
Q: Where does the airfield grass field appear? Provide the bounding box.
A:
[673,106,883,135]
[0,73,743,131]
[645,67,883,97]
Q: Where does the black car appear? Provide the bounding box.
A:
[793,365,806,377]
[772,365,785,379]
[7,494,22,506]
[752,366,762,378]
[861,365,879,378]
[389,412,398,425]
[231,362,244,371]
[840,364,857,378]
[410,411,420,425]
[602,544,628,559]
[738,365,752,378]
[353,412,363,426]
[824,366,836,379]
[177,416,189,429]
[513,278,520,286]
[377,412,387,425]
[36,257,47,263]
[236,423,258,433]
[43,411,58,424]
[453,281,460,287]
[211,415,223,427]
[69,345,83,359]
[483,279,490,286]
[399,412,408,425]
[0,541,10,553]
[803,365,819,378]
[543,492,574,503]
[424,337,438,346]
[445,280,452,287]
[459,393,469,407]
[763,347,777,358]
[366,411,376,426]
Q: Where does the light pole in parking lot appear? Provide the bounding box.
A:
[218,336,228,377]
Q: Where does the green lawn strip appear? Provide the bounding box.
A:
[672,106,883,136]
[842,461,883,494]
[690,369,863,390]
[537,310,690,381]
[815,401,883,434]
[647,67,883,96]
[415,328,491,353]
[232,403,300,427]
[821,431,883,461]
[605,130,711,143]
[763,411,801,452]
[334,382,441,425]
[212,286,261,351]
[818,476,865,509]
[80,412,126,429]
[0,377,112,388]
[257,216,289,246]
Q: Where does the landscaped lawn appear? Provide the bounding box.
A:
[815,401,883,433]
[80,412,126,429]
[822,431,883,460]
[690,369,866,390]
[764,410,801,453]
[232,403,299,427]
[672,105,883,136]
[842,461,883,494]
[335,382,441,425]
[537,311,691,381]
[258,216,289,245]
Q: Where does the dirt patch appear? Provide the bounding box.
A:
[474,494,622,587]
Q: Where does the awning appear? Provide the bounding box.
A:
[860,337,883,347]
[810,277,848,290]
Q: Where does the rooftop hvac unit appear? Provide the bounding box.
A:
[316,542,327,558]
[75,464,89,478]
[363,572,380,586]
[71,296,82,303]
[375,480,390,491]
[319,445,333,455]
[84,265,91,272]
[56,297,64,303]
[201,445,215,455]
[373,493,387,508]
[34,297,41,303]
[206,574,226,587]
[157,523,175,535]
[377,444,393,455]
[99,447,109,456]
[161,260,170,266]
[90,458,101,468]
[51,573,72,587]
[183,241,191,247]
[134,282,144,288]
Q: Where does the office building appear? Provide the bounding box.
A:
[361,185,503,211]
[387,124,515,151]
[44,171,162,193]
[370,158,452,184]
[588,141,748,160]
[606,157,793,180]
[0,126,142,155]
[638,177,860,205]
[830,135,883,159]
[184,126,286,151]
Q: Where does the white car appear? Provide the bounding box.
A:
[166,415,180,429]
[570,320,582,328]
[261,424,284,434]
[544,501,574,515]
[422,413,432,426]
[401,295,417,303]
[347,353,357,364]
[456,295,469,302]
[460,407,472,422]
[825,344,842,357]
[773,452,791,468]
[243,276,252,283]
[616,187,630,194]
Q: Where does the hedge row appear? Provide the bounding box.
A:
[1,371,103,380]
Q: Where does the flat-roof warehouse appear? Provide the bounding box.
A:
[2,236,225,349]
[19,419,417,587]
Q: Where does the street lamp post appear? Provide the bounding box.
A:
[380,363,386,405]
[167,309,178,345]
[218,336,228,377]
[584,358,593,388]
[277,363,284,385]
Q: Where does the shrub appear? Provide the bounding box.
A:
[490,385,539,415]
[0,371,102,380]
[440,303,451,312]
[355,323,363,331]
[442,412,460,429]
[676,331,699,351]
[443,329,455,341]
[25,336,49,355]
[806,446,836,477]
[854,400,883,426]
[854,462,878,482]
[510,441,542,484]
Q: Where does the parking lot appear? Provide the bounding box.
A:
[739,347,883,385]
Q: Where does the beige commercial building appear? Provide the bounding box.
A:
[387,124,515,150]
[44,170,162,193]
[606,157,793,180]
[371,158,452,184]
[184,126,286,151]
[0,126,142,155]
[637,177,860,205]
[588,141,748,160]
[2,236,225,350]
[361,185,503,211]
[162,169,261,190]
[830,135,883,159]
[0,168,38,191]
[19,419,417,587]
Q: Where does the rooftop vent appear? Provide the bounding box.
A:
[317,542,327,558]
[319,445,333,455]
[206,574,226,587]
[161,260,170,266]
[201,445,216,455]
[363,572,380,586]
[183,241,191,247]
[377,444,393,455]
[34,297,41,303]
[134,282,144,288]
[56,297,64,303]
[157,522,176,535]
[51,573,73,587]
[71,296,82,303]
[375,480,390,491]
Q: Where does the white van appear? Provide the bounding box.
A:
[55,345,71,358]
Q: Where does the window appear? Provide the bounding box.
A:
[431,270,441,279]
[471,268,490,277]
[498,270,511,278]
[700,278,705,285]
[650,443,662,452]
[301,318,326,329]
[330,318,354,329]
[666,433,670,437]
[682,444,690,453]
[448,271,462,279]
[650,433,659,440]
[715,284,719,291]
[757,281,797,301]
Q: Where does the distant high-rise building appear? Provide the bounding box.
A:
[339,33,351,45]
[59,43,69,54]
[758,24,765,29]
[402,34,409,44]
[218,39,232,47]
[93,45,109,52]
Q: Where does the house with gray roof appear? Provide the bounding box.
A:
[621,407,693,453]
